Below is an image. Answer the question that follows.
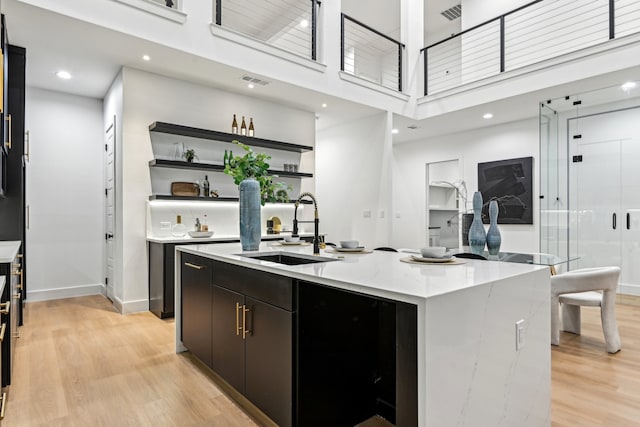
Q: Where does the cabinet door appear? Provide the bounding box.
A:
[180,254,212,367]
[211,285,245,392]
[245,297,293,427]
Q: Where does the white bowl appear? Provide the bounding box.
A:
[188,231,214,238]
[340,240,359,249]
[284,235,300,243]
[420,246,447,258]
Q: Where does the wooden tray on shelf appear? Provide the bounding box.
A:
[171,182,199,197]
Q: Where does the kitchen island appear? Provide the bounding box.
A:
[175,242,550,427]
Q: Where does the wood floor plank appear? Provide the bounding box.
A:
[3,294,640,426]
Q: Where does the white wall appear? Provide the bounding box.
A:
[119,67,315,312]
[316,111,392,248]
[462,0,532,29]
[25,88,105,301]
[392,117,539,252]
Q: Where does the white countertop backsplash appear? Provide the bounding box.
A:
[147,232,321,244]
[146,200,314,240]
[0,241,21,263]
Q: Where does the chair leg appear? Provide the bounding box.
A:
[551,295,560,346]
[601,289,621,353]
[561,303,581,335]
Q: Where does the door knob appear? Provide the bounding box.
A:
[105,233,114,240]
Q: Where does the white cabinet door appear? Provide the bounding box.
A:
[621,139,640,289]
[569,118,621,270]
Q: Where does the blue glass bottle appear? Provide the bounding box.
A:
[486,200,502,255]
[469,191,487,256]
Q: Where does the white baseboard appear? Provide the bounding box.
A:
[120,298,149,314]
[619,283,640,296]
[26,283,106,302]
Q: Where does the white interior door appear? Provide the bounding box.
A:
[621,139,640,288]
[105,120,115,302]
[569,123,621,270]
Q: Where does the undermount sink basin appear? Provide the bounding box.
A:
[238,251,338,265]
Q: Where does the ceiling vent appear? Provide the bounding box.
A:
[441,4,462,21]
[241,75,270,86]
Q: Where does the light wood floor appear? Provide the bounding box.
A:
[3,294,640,426]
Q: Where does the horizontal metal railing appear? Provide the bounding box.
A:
[341,14,405,92]
[422,0,640,96]
[214,0,320,60]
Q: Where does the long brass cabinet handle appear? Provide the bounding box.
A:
[236,302,242,336]
[4,114,11,150]
[0,322,6,341]
[184,262,205,270]
[0,391,6,419]
[242,305,251,339]
[0,301,9,315]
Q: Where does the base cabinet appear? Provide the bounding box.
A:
[211,260,294,427]
[180,253,212,367]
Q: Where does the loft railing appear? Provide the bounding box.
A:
[341,14,405,92]
[422,0,640,96]
[214,0,320,60]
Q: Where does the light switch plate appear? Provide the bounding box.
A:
[516,319,525,351]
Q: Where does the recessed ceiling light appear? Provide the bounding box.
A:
[391,128,399,134]
[483,113,493,119]
[300,19,309,28]
[56,70,72,80]
[321,103,327,108]
[142,54,151,61]
[248,83,254,89]
[621,81,637,90]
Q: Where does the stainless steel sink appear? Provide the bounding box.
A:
[238,251,338,265]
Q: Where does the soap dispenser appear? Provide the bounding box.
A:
[195,218,201,232]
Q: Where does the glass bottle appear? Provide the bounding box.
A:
[248,118,255,137]
[240,116,247,136]
[203,175,210,197]
[231,114,238,134]
[195,218,201,232]
[202,214,209,231]
[223,150,228,166]
[171,215,187,237]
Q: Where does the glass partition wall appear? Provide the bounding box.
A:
[540,82,640,290]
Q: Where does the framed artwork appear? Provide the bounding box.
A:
[477,156,533,224]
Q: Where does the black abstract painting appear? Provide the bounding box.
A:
[477,157,533,224]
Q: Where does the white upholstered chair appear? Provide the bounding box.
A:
[550,266,621,353]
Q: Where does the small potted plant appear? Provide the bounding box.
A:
[223,142,290,204]
[183,148,198,163]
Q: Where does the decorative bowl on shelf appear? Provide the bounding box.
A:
[188,231,214,238]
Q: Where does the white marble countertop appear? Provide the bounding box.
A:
[0,241,21,263]
[176,242,548,303]
[148,232,321,244]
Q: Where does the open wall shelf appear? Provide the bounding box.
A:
[148,195,313,204]
[149,121,313,153]
[149,159,313,178]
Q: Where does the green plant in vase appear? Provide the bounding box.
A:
[223,142,291,204]
[183,148,198,163]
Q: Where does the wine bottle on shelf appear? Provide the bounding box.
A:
[240,116,247,136]
[223,150,228,166]
[172,215,187,237]
[203,175,210,197]
[248,118,254,137]
[231,114,238,134]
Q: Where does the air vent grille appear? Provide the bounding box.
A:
[241,75,270,86]
[441,4,462,21]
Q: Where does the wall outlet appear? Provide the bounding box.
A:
[516,319,525,351]
[363,210,372,218]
